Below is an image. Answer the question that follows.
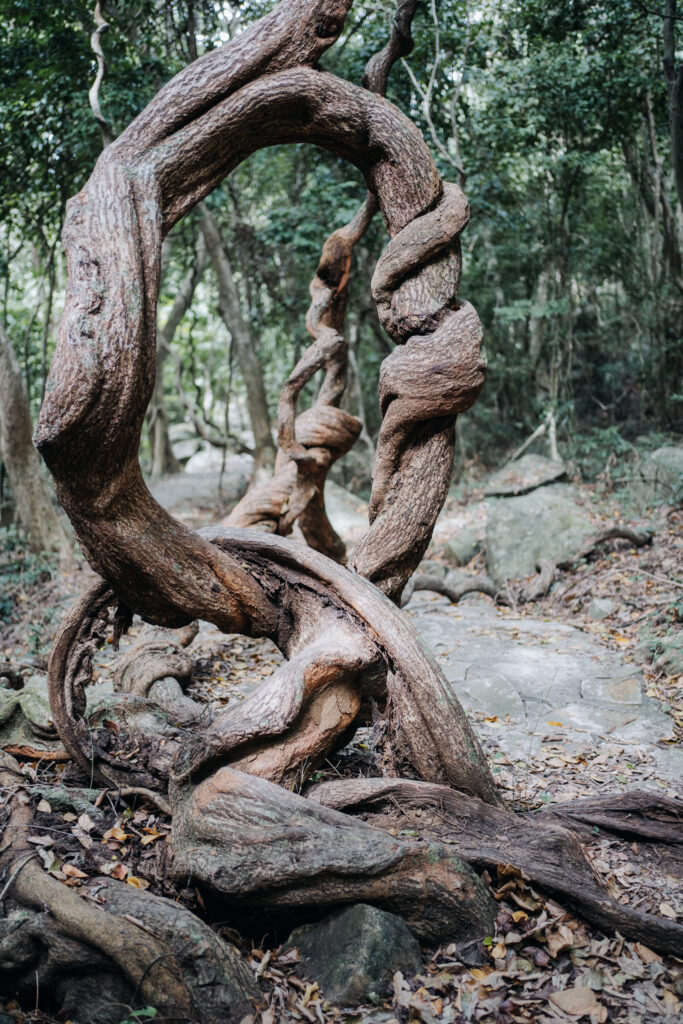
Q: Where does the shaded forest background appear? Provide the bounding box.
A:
[1,0,682,520]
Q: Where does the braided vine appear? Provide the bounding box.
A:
[225,1,417,564]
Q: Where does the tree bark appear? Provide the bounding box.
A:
[226,1,418,558]
[150,232,209,477]
[309,777,683,956]
[200,204,276,480]
[664,0,683,211]
[0,321,71,560]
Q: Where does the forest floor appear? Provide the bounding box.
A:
[0,469,681,1024]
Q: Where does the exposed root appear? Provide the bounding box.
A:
[0,752,256,1022]
[170,765,496,946]
[403,526,653,607]
[49,531,499,804]
[401,572,497,607]
[539,791,683,844]
[308,776,683,956]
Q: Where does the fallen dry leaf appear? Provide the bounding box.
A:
[634,942,660,964]
[549,986,605,1019]
[140,828,164,845]
[102,825,130,843]
[62,863,88,879]
[546,924,575,958]
[126,875,150,889]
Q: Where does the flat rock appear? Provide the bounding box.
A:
[486,484,594,585]
[409,598,681,782]
[484,454,566,497]
[581,669,643,705]
[588,598,616,620]
[285,904,422,1006]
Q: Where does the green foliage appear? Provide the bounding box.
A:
[118,1009,158,1024]
[0,0,680,484]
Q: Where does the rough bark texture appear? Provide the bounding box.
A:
[0,322,71,559]
[171,766,497,946]
[308,777,683,957]
[36,0,492,802]
[22,3,674,1005]
[47,532,497,803]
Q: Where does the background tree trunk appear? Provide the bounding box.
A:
[200,204,276,481]
[0,321,72,560]
[149,233,209,477]
[664,0,683,211]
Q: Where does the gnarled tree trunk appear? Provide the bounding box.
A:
[32,0,494,907]
[2,6,671,1018]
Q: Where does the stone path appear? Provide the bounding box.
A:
[407,592,681,787]
[148,457,252,520]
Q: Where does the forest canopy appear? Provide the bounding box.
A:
[1,0,681,498]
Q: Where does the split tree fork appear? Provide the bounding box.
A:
[0,2,677,1019]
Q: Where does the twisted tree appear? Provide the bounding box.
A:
[1,2,680,1019]
[225,0,419,560]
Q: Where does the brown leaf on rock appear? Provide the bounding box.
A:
[62,863,88,879]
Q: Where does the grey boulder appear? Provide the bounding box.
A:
[486,484,594,585]
[443,528,481,567]
[654,632,683,677]
[484,454,566,497]
[634,446,683,506]
[285,904,422,1006]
